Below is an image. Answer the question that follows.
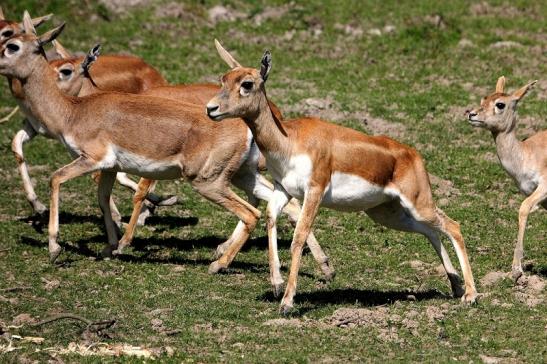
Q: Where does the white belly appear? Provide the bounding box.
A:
[267,153,389,211]
[322,172,389,211]
[113,148,182,180]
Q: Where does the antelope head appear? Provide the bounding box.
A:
[50,43,101,95]
[206,39,272,121]
[0,11,65,79]
[0,7,53,42]
[468,76,538,133]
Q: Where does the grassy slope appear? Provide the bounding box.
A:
[0,0,545,362]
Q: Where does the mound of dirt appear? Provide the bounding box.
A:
[514,275,545,308]
[480,271,509,287]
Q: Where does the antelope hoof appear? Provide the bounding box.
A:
[279,302,294,316]
[460,291,478,304]
[321,263,335,282]
[49,245,62,263]
[101,246,114,259]
[112,243,128,256]
[208,260,224,274]
[511,266,524,282]
[33,200,47,215]
[272,283,284,298]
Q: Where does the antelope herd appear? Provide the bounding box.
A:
[0,10,544,313]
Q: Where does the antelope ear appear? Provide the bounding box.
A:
[22,10,37,35]
[495,76,505,93]
[260,50,272,82]
[37,22,65,46]
[512,80,538,101]
[214,39,241,69]
[52,39,72,59]
[0,6,5,21]
[80,43,101,75]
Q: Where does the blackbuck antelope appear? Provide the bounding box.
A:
[0,16,333,285]
[468,77,545,281]
[66,44,293,267]
[1,13,169,218]
[207,40,478,313]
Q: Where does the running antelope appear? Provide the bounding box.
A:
[0,17,333,284]
[468,76,545,281]
[207,41,478,313]
[1,14,168,217]
[54,43,332,283]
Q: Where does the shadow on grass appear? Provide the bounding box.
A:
[20,234,277,272]
[130,215,199,229]
[525,262,547,278]
[259,288,449,315]
[19,211,103,234]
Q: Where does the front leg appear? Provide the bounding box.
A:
[280,185,324,314]
[114,178,155,255]
[513,186,547,281]
[11,121,46,214]
[97,171,120,258]
[49,156,100,262]
[266,183,291,297]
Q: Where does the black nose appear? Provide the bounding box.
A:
[206,105,219,115]
[468,111,477,120]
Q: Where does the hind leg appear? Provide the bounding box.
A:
[367,200,474,302]
[420,227,465,297]
[431,209,477,303]
[513,186,547,281]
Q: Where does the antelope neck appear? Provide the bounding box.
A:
[242,93,290,158]
[21,56,74,137]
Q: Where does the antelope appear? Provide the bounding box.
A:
[1,14,170,218]
[0,16,333,285]
[67,44,304,272]
[206,40,478,313]
[468,76,545,281]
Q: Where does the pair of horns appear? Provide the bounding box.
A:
[214,39,272,81]
[22,10,65,47]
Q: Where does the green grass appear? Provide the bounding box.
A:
[0,0,546,362]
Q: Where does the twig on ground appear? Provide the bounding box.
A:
[31,313,116,333]
[0,106,19,124]
[0,287,32,293]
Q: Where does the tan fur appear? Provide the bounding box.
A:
[0,21,334,285]
[207,42,477,312]
[65,63,332,281]
[468,77,546,280]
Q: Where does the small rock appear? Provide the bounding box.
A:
[367,28,382,36]
[490,41,523,49]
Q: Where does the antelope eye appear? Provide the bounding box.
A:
[5,43,19,53]
[495,102,505,110]
[241,81,253,91]
[60,69,73,76]
[2,30,14,38]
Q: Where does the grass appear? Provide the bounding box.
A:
[0,0,546,362]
